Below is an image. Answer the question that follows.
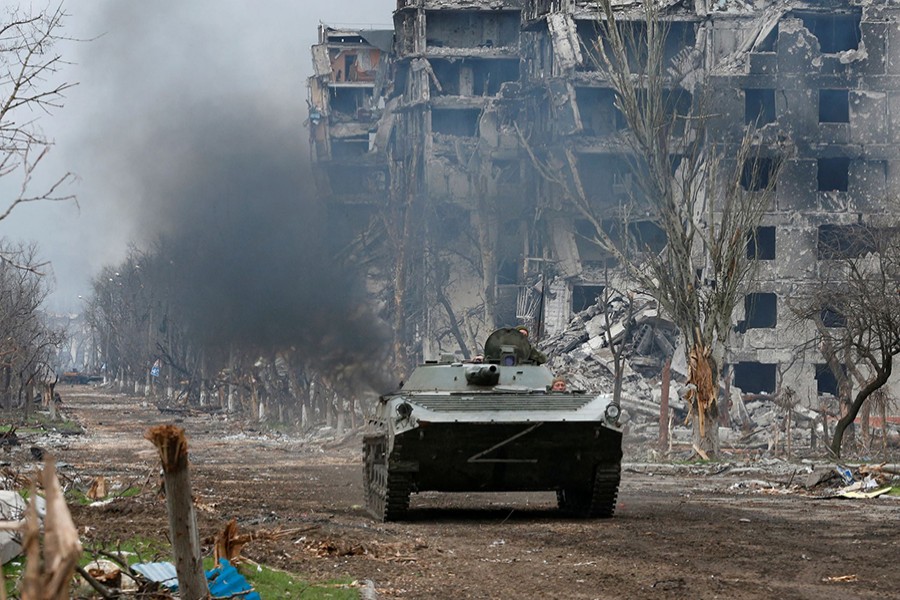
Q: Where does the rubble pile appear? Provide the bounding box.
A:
[539,296,900,459]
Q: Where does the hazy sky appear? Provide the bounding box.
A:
[0,0,395,311]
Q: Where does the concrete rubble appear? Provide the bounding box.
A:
[538,291,900,459]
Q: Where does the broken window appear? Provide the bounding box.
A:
[796,11,861,54]
[746,226,776,260]
[579,20,696,73]
[497,258,519,285]
[816,224,875,259]
[572,284,604,313]
[755,24,778,52]
[628,221,667,254]
[817,157,850,192]
[430,59,520,97]
[425,10,520,49]
[575,88,623,135]
[329,87,374,119]
[820,307,846,328]
[331,137,369,159]
[733,362,777,394]
[740,157,776,191]
[744,292,777,329]
[744,89,776,125]
[819,89,849,123]
[432,108,480,136]
[574,219,611,266]
[815,364,840,396]
[576,154,637,206]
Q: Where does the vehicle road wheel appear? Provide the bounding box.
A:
[557,463,620,518]
[588,463,621,518]
[363,435,410,521]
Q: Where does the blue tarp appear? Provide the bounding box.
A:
[206,559,262,600]
[132,558,260,599]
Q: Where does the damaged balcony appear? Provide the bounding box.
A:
[308,25,393,163]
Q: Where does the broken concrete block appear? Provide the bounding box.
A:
[804,466,836,489]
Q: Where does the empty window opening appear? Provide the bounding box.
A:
[432,108,480,136]
[572,285,605,313]
[578,21,696,73]
[745,292,777,329]
[745,89,776,125]
[755,24,778,52]
[425,10,520,49]
[431,59,520,97]
[497,259,519,285]
[817,157,850,192]
[816,224,876,259]
[740,157,776,191]
[747,226,776,260]
[733,362,777,394]
[331,137,369,159]
[576,154,637,205]
[820,307,846,328]
[628,220,667,254]
[575,88,623,135]
[815,364,840,396]
[329,87,374,118]
[664,89,692,136]
[574,219,611,265]
[819,89,849,123]
[797,12,861,54]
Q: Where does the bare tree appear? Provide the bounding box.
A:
[0,4,76,237]
[0,241,64,411]
[793,224,900,457]
[521,0,781,457]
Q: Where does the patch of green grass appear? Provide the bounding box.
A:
[0,412,83,435]
[3,558,24,596]
[888,486,900,497]
[238,563,358,599]
[81,537,171,568]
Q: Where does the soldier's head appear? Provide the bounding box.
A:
[515,325,529,337]
[551,377,566,392]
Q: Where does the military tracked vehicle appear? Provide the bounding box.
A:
[363,327,623,521]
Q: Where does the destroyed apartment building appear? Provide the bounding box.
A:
[307,1,900,414]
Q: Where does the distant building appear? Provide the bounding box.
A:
[308,1,900,406]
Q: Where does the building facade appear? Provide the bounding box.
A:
[309,1,900,407]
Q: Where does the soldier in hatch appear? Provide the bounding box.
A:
[514,325,548,365]
[550,376,567,392]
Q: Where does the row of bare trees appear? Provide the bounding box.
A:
[0,242,64,410]
[84,244,370,432]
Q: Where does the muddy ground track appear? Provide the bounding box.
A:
[21,388,900,599]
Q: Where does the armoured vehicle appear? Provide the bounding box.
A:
[363,327,623,521]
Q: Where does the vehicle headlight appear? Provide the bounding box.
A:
[397,402,413,419]
[605,403,620,422]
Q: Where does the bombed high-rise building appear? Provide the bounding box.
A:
[308,1,900,408]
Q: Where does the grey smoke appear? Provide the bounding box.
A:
[68,2,394,385]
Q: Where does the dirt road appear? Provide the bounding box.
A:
[28,388,900,599]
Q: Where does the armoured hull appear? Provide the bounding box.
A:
[363,357,623,521]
